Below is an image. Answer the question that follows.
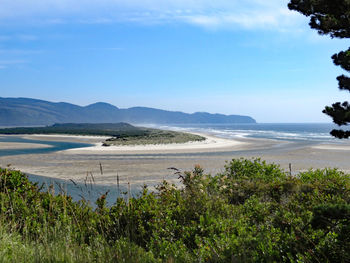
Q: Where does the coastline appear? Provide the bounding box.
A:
[0,131,279,188]
[1,130,350,190]
[63,132,252,154]
[18,132,277,154]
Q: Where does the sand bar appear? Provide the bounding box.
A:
[63,133,255,154]
[1,133,350,189]
[23,134,109,143]
[0,142,52,150]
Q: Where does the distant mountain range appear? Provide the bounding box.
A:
[0,97,256,126]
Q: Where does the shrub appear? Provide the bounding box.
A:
[0,158,349,262]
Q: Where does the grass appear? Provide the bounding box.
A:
[0,158,349,262]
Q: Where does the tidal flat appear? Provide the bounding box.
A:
[1,133,350,192]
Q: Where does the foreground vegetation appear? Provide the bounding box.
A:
[0,158,349,262]
[0,123,205,146]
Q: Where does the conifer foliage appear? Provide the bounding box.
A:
[288,0,350,138]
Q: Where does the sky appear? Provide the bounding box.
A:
[0,0,349,123]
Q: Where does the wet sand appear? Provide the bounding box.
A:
[1,134,350,189]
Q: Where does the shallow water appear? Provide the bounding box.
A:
[27,173,141,207]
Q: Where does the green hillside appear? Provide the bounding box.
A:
[0,97,256,126]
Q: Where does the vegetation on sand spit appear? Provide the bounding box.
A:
[102,129,205,146]
[0,158,349,262]
[0,123,205,146]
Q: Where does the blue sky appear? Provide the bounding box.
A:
[0,0,349,122]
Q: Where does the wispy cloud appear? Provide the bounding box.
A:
[0,35,11,41]
[0,34,38,42]
[0,59,27,69]
[0,59,27,64]
[181,8,302,31]
[0,49,43,54]
[0,0,305,31]
[83,47,123,51]
[17,34,38,41]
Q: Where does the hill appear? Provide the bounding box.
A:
[0,97,256,126]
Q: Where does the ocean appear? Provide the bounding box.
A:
[146,123,341,143]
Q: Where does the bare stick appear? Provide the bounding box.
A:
[128,181,131,207]
[117,173,120,197]
[289,163,292,176]
[99,162,103,175]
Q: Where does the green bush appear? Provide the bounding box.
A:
[0,158,349,262]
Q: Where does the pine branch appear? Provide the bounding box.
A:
[337,75,350,92]
[323,101,350,125]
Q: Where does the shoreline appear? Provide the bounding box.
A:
[63,132,254,154]
[0,131,280,188]
[14,132,270,154]
[1,131,350,188]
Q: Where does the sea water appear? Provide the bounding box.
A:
[147,123,340,143]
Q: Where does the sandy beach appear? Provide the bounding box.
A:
[1,132,350,190]
[312,144,350,151]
